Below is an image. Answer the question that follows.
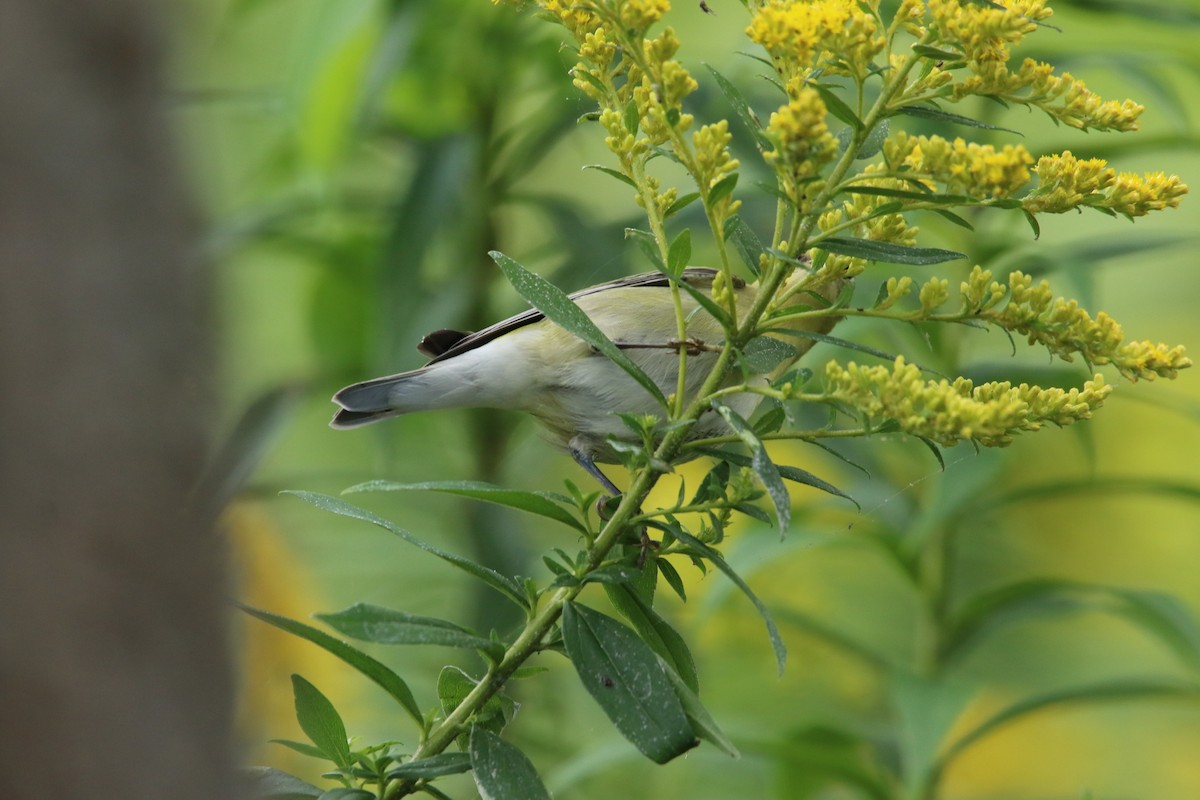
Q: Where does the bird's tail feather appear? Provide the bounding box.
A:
[330,367,436,429]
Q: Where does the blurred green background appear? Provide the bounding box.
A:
[176,0,1200,797]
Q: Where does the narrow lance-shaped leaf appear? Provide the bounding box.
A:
[704,64,770,151]
[239,604,424,726]
[244,767,322,800]
[316,604,505,658]
[491,250,668,407]
[816,85,863,130]
[290,675,351,769]
[470,727,552,800]
[656,655,740,758]
[316,790,373,800]
[892,104,1023,136]
[935,678,1200,777]
[284,491,528,610]
[723,215,764,277]
[671,527,788,674]
[712,401,791,534]
[815,237,966,265]
[604,582,700,693]
[386,753,472,781]
[582,163,636,188]
[668,228,692,277]
[561,602,697,763]
[343,480,586,534]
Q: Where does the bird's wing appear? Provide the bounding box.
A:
[424,267,737,364]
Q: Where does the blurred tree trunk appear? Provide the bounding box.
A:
[0,2,236,799]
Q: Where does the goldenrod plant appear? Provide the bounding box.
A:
[242,2,1194,798]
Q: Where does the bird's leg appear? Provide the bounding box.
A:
[568,438,622,497]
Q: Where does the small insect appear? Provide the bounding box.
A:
[699,0,713,14]
[600,675,615,688]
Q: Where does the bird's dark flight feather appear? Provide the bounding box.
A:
[417,328,473,357]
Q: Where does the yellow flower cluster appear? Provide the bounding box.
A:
[824,357,1111,447]
[992,271,1191,380]
[619,0,670,29]
[599,107,645,161]
[633,29,698,145]
[955,58,1144,132]
[747,0,884,80]
[884,132,1033,199]
[910,267,1192,380]
[693,121,741,215]
[576,27,616,81]
[765,87,837,194]
[539,0,603,39]
[1024,151,1188,218]
[927,0,1051,62]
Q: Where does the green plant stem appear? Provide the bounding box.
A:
[384,347,739,799]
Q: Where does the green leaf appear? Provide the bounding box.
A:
[269,739,328,760]
[835,118,889,160]
[491,250,669,408]
[317,790,373,800]
[935,679,1200,778]
[740,336,799,375]
[656,655,739,758]
[623,98,640,135]
[470,727,552,800]
[625,227,666,272]
[942,579,1200,672]
[706,173,739,206]
[815,85,863,130]
[669,527,788,674]
[290,675,351,769]
[711,401,790,535]
[668,229,692,276]
[239,605,423,725]
[1022,209,1041,240]
[839,186,974,205]
[815,237,966,265]
[754,405,787,437]
[561,602,697,763]
[723,215,765,277]
[933,208,975,231]
[244,766,322,800]
[893,104,1023,136]
[658,558,688,602]
[343,480,586,534]
[911,44,966,61]
[571,68,608,98]
[891,671,975,798]
[672,270,734,328]
[284,492,528,609]
[316,604,504,657]
[704,64,770,151]
[693,445,859,509]
[604,582,700,693]
[915,436,946,471]
[664,191,701,218]
[582,164,636,188]
[386,753,472,781]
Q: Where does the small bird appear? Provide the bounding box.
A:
[331,267,838,493]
